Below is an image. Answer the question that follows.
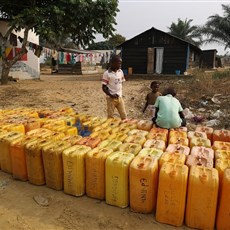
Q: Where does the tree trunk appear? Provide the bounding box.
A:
[1,63,11,85]
[0,25,30,85]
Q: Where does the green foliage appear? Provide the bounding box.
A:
[87,33,126,50]
[0,0,119,48]
[168,18,202,47]
[197,4,230,50]
[212,69,230,79]
[0,0,119,84]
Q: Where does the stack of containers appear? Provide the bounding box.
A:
[1,108,230,229]
[213,129,230,230]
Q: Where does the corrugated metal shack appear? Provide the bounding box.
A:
[116,27,202,75]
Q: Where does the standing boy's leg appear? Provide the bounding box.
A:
[116,97,127,120]
[106,97,115,118]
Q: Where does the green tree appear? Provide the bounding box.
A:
[198,4,230,51]
[0,0,118,84]
[87,33,126,50]
[168,18,202,46]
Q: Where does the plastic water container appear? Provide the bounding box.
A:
[85,147,113,200]
[156,163,188,227]
[175,70,181,75]
[105,151,134,208]
[130,154,158,213]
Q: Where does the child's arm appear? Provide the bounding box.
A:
[142,95,149,113]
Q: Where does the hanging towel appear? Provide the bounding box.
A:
[9,33,18,46]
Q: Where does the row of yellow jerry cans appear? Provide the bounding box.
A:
[2,138,230,230]
[0,129,229,180]
[0,115,77,134]
[0,132,229,229]
[1,107,229,142]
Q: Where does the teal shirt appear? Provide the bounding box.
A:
[154,94,183,129]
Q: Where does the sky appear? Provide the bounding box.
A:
[97,0,230,55]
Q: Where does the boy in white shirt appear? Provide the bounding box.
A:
[102,55,127,120]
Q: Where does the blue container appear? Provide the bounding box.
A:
[175,70,181,75]
[123,69,128,75]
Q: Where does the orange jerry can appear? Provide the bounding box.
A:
[149,127,168,137]
[187,131,207,141]
[10,135,38,181]
[111,126,130,135]
[215,149,230,160]
[216,168,230,230]
[119,122,137,130]
[124,134,146,146]
[190,146,214,159]
[213,141,230,151]
[136,119,153,131]
[143,139,166,151]
[168,136,189,146]
[156,163,188,227]
[128,129,149,137]
[159,152,186,169]
[105,151,134,208]
[63,145,91,196]
[186,154,214,168]
[25,139,52,185]
[63,126,78,136]
[138,147,163,159]
[118,143,142,156]
[7,123,25,134]
[169,130,187,139]
[90,130,110,141]
[195,126,213,141]
[77,137,101,149]
[129,154,158,213]
[85,147,113,200]
[61,135,82,145]
[0,131,13,169]
[165,144,190,156]
[185,166,219,230]
[213,129,230,143]
[26,128,53,138]
[146,132,167,142]
[107,133,128,142]
[24,119,41,133]
[215,158,230,183]
[0,131,24,173]
[170,127,188,132]
[46,132,65,141]
[97,139,122,151]
[189,137,211,148]
[42,141,71,190]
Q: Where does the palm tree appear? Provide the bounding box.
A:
[199,4,230,50]
[168,18,202,47]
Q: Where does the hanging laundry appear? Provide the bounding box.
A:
[9,33,17,46]
[59,52,64,64]
[71,53,75,64]
[66,53,71,63]
[18,36,24,43]
[34,46,43,57]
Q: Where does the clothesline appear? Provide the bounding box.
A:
[7,33,111,59]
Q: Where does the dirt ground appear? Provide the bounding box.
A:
[0,72,229,229]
